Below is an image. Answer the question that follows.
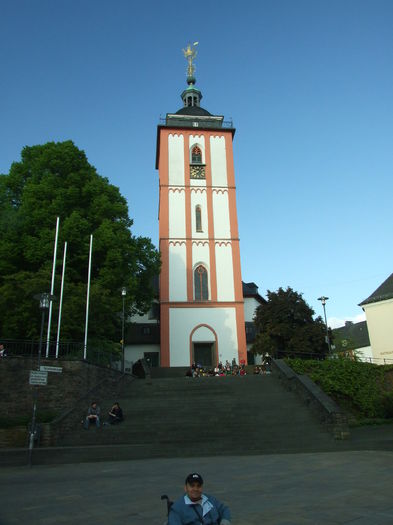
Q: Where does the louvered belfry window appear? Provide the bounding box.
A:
[194,265,208,300]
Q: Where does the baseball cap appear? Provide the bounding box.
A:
[185,473,204,485]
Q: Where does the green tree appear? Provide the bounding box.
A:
[0,141,160,344]
[252,287,330,358]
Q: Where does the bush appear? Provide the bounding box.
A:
[285,358,393,420]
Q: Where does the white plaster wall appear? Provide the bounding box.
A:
[192,325,215,341]
[169,243,187,301]
[355,345,374,363]
[189,135,205,163]
[169,190,186,238]
[168,134,184,186]
[124,344,160,369]
[215,243,234,301]
[169,307,238,366]
[244,297,261,322]
[192,242,210,299]
[210,136,227,186]
[191,190,208,238]
[363,299,393,361]
[190,179,206,188]
[212,191,231,239]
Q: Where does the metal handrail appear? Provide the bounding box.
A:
[0,339,122,370]
[272,348,393,365]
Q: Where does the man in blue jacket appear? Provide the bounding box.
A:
[168,473,231,525]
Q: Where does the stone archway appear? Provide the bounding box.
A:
[190,324,218,367]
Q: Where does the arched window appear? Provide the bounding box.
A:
[191,145,202,164]
[194,265,208,301]
[195,205,202,232]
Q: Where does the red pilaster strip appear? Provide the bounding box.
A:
[235,303,247,364]
[160,305,170,367]
[158,130,170,365]
[225,133,243,302]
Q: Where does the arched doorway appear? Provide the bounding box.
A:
[190,325,218,367]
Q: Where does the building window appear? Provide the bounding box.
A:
[190,145,205,179]
[195,205,202,232]
[194,265,208,301]
[191,146,202,164]
[142,326,151,335]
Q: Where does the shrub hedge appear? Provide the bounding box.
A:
[285,358,393,420]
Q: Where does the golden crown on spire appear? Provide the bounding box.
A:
[182,41,199,78]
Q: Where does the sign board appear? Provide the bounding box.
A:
[29,370,48,386]
[40,365,63,373]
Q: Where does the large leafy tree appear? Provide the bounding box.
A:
[0,141,160,344]
[252,287,330,358]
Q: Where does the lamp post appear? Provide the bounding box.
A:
[121,287,127,373]
[318,296,331,355]
[37,293,52,366]
[29,292,54,466]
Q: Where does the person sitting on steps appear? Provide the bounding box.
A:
[107,402,124,425]
[84,401,101,429]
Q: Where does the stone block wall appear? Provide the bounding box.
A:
[0,357,127,446]
[0,357,123,417]
[272,358,350,440]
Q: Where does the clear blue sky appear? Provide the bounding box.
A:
[1,0,393,327]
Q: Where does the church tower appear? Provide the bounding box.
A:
[156,44,247,367]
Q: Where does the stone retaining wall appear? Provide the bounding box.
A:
[0,357,128,447]
[0,427,27,448]
[272,358,350,439]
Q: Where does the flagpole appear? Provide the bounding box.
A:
[46,217,60,357]
[55,242,67,359]
[83,235,93,360]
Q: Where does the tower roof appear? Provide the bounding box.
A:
[175,106,211,116]
[163,42,228,129]
[156,44,235,167]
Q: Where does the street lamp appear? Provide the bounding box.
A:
[34,293,53,366]
[121,287,127,373]
[318,296,332,355]
[29,292,54,466]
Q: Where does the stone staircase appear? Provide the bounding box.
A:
[53,373,346,462]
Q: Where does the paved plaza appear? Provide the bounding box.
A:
[1,451,393,524]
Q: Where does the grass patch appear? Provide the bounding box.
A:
[285,358,393,422]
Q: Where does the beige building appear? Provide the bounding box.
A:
[359,273,393,364]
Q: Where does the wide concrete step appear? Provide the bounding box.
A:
[60,427,333,447]
[2,437,352,467]
[58,374,335,455]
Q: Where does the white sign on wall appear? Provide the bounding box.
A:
[40,365,63,373]
[29,370,48,386]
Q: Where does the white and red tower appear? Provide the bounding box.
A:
[156,46,246,367]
